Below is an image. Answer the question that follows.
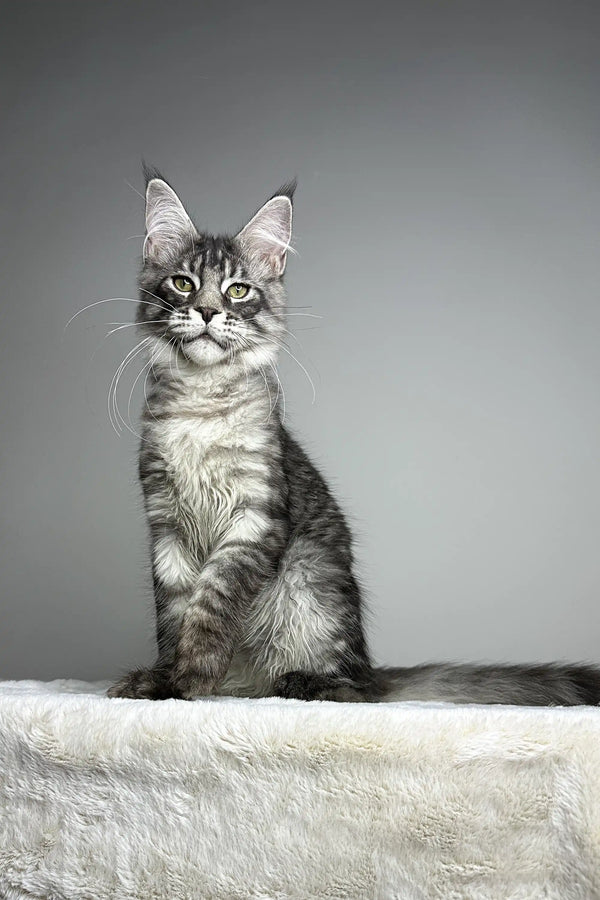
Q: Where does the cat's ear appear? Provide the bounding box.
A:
[143,178,198,263]
[236,184,294,276]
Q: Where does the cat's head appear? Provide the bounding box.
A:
[137,172,294,372]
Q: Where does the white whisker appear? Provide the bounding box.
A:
[142,351,160,422]
[167,338,180,381]
[124,179,146,201]
[258,363,275,424]
[142,338,177,424]
[259,313,323,320]
[268,358,286,424]
[258,335,317,405]
[127,350,157,428]
[108,337,152,435]
[105,320,171,335]
[65,296,175,331]
[234,333,278,420]
[140,287,174,306]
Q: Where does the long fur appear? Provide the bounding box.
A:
[108,175,600,706]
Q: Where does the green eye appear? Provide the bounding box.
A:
[173,276,194,293]
[226,283,249,300]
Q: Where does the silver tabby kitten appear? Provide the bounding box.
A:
[108,172,600,705]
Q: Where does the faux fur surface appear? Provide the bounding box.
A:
[1,680,600,900]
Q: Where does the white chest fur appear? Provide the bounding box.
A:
[147,378,274,557]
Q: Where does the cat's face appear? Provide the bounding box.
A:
[137,178,293,372]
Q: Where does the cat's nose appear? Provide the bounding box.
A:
[197,307,218,323]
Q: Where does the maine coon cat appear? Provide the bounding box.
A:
[108,172,600,705]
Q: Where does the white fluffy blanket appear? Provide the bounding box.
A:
[1,680,600,900]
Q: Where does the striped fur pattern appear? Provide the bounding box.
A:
[108,174,600,705]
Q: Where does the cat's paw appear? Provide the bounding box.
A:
[273,670,368,702]
[273,670,324,701]
[169,668,218,700]
[107,666,177,700]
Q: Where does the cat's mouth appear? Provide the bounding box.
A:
[179,332,226,350]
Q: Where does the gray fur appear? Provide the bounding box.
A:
[108,175,600,706]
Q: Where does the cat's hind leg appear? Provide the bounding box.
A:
[247,535,374,702]
[273,670,377,702]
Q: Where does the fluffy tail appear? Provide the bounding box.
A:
[372,661,600,706]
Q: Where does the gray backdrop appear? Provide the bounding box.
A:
[1,0,599,681]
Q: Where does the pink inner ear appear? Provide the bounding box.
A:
[144,179,197,262]
[143,234,163,262]
[237,196,292,275]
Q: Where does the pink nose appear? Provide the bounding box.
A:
[198,307,218,323]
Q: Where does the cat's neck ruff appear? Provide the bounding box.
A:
[145,336,279,426]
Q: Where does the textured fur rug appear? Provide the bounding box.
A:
[1,680,600,899]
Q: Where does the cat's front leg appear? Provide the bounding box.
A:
[108,528,210,701]
[108,533,239,700]
[170,589,234,699]
[169,511,284,699]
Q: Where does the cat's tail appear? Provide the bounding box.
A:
[370,661,600,706]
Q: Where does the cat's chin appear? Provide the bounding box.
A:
[179,336,228,366]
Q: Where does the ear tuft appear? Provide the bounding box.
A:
[143,178,197,263]
[270,178,297,204]
[142,161,166,188]
[236,186,295,276]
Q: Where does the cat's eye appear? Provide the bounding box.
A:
[173,275,194,293]
[226,283,249,301]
